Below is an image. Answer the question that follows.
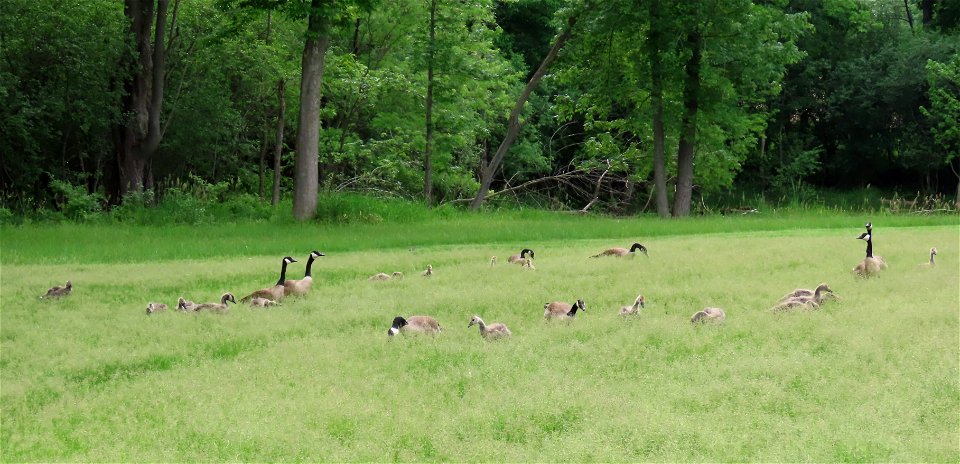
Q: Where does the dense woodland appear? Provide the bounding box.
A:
[1,0,958,219]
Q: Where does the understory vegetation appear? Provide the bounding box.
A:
[1,215,957,461]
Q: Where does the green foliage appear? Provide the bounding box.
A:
[922,53,960,164]
[49,177,104,221]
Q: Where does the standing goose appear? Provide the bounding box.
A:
[690,307,726,323]
[422,265,433,277]
[240,256,297,302]
[591,243,648,258]
[177,296,198,312]
[619,294,646,316]
[852,231,884,278]
[508,249,534,264]
[865,222,888,269]
[40,280,72,299]
[490,256,497,267]
[387,316,442,337]
[543,299,586,320]
[522,258,536,270]
[195,293,236,314]
[918,247,937,268]
[283,251,325,297]
[145,303,168,315]
[468,315,512,339]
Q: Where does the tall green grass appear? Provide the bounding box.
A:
[1,218,957,461]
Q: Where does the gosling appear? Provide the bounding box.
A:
[918,247,937,268]
[422,265,433,277]
[145,303,168,315]
[194,292,236,314]
[490,256,497,267]
[41,280,72,299]
[522,258,536,270]
[468,315,511,340]
[778,283,837,304]
[544,299,586,320]
[177,296,198,312]
[619,294,646,316]
[248,297,280,308]
[770,299,820,312]
[690,307,726,323]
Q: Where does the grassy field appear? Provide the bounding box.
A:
[1,213,958,461]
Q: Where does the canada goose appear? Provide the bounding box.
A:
[369,271,404,281]
[177,296,198,312]
[422,265,433,277]
[145,303,168,315]
[40,280,72,299]
[544,299,586,320]
[240,256,297,302]
[619,294,646,316]
[591,243,648,258]
[468,315,511,339]
[778,283,837,303]
[690,307,726,323]
[918,247,937,268]
[852,232,884,278]
[283,250,325,297]
[508,249,534,264]
[490,256,497,267]
[387,315,442,337]
[770,299,819,312]
[248,297,280,308]
[194,292,236,314]
[522,258,536,270]
[864,222,888,269]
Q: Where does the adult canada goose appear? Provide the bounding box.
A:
[690,307,726,323]
[591,243,648,258]
[422,265,433,277]
[918,247,937,268]
[543,299,586,320]
[40,280,72,299]
[468,315,511,339]
[778,283,837,303]
[283,250,325,297]
[194,293,236,314]
[248,297,280,308]
[619,294,646,316]
[145,303,168,315]
[387,316,441,337]
[864,222,888,269]
[508,249,535,264]
[240,256,297,302]
[522,258,536,270]
[177,297,198,312]
[852,232,884,278]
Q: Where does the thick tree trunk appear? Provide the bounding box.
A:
[469,16,578,211]
[672,30,701,217]
[424,0,436,206]
[272,79,286,207]
[117,0,169,198]
[292,0,330,221]
[920,0,933,25]
[648,0,670,217]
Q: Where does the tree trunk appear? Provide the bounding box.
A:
[648,0,670,218]
[903,0,914,29]
[672,30,701,217]
[117,0,169,198]
[272,79,286,207]
[292,0,330,221]
[424,0,437,206]
[469,16,578,211]
[920,0,933,25]
[258,126,268,199]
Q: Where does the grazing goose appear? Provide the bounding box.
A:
[41,280,72,299]
[145,303,168,315]
[690,307,726,323]
[468,315,512,339]
[283,251,325,297]
[852,232,884,278]
[194,293,236,314]
[422,265,433,277]
[248,297,280,308]
[240,256,297,302]
[508,249,534,264]
[918,247,937,268]
[177,296,198,312]
[543,299,586,320]
[778,283,837,303]
[591,242,648,258]
[619,294,646,316]
[387,316,442,337]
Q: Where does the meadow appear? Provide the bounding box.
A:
[1,212,958,462]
